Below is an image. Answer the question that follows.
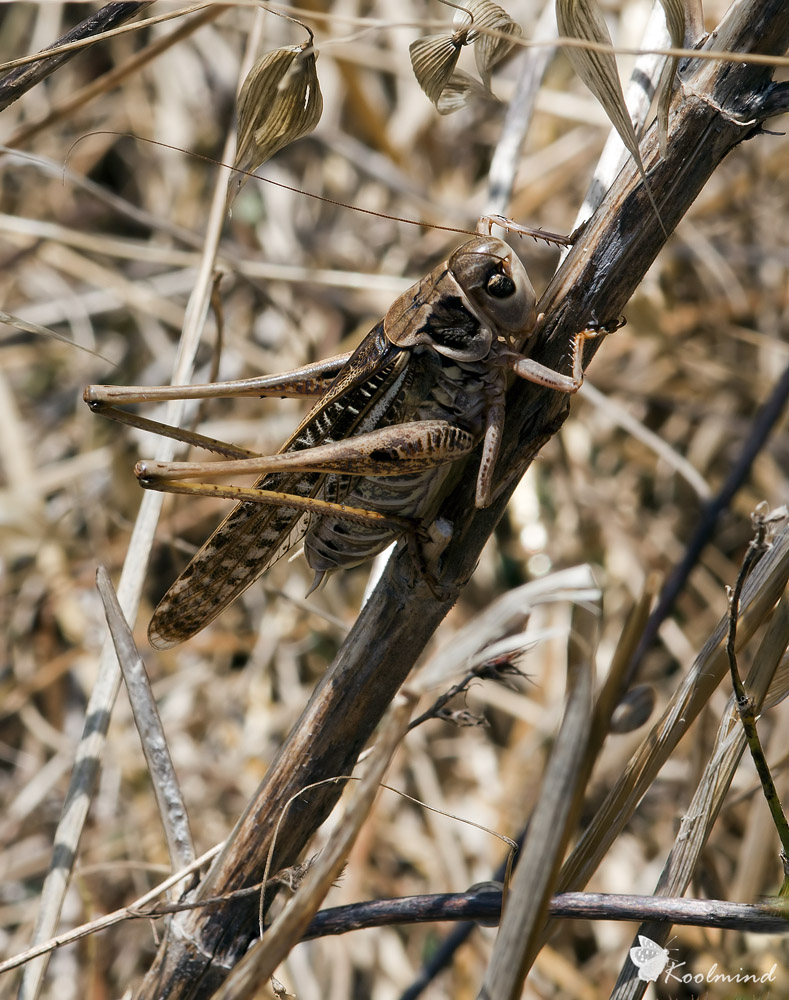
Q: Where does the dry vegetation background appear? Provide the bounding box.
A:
[0,1,788,998]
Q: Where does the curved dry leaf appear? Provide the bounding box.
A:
[409,32,463,106]
[556,0,635,152]
[0,310,112,363]
[463,0,523,90]
[555,0,667,234]
[231,43,323,198]
[436,68,498,113]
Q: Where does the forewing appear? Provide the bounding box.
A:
[147,491,314,648]
[148,325,405,647]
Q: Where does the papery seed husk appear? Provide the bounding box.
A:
[436,69,498,114]
[409,33,463,106]
[610,685,656,733]
[464,0,523,90]
[231,43,323,196]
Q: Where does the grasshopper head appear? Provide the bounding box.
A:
[384,235,536,361]
[448,236,536,340]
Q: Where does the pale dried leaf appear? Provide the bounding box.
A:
[555,0,667,234]
[658,0,686,50]
[556,0,637,159]
[409,32,463,106]
[231,43,323,198]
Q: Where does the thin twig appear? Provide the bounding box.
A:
[626,359,789,686]
[305,889,789,939]
[0,2,153,111]
[727,509,789,892]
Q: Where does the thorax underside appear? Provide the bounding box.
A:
[302,343,505,572]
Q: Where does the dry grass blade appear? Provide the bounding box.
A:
[557,523,789,898]
[3,4,227,151]
[0,310,111,363]
[590,578,659,742]
[16,64,242,1000]
[655,0,688,156]
[611,591,789,999]
[212,692,416,999]
[486,0,557,215]
[415,565,601,689]
[0,1,152,111]
[0,844,223,976]
[96,565,195,872]
[580,382,711,499]
[480,600,599,999]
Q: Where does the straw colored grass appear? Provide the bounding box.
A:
[1,2,788,998]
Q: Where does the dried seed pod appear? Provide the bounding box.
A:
[409,32,464,106]
[610,684,656,733]
[436,69,496,115]
[230,41,323,204]
[462,0,523,90]
[411,1,521,113]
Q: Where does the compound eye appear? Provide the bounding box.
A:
[486,271,516,298]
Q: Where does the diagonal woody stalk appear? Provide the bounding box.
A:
[137,2,789,996]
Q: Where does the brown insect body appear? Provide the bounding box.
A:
[304,236,536,583]
[87,233,603,648]
[146,236,538,648]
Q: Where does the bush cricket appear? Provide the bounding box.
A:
[85,218,612,648]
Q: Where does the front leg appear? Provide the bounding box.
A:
[475,320,621,507]
[507,323,616,393]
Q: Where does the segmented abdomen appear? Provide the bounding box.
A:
[304,347,492,579]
